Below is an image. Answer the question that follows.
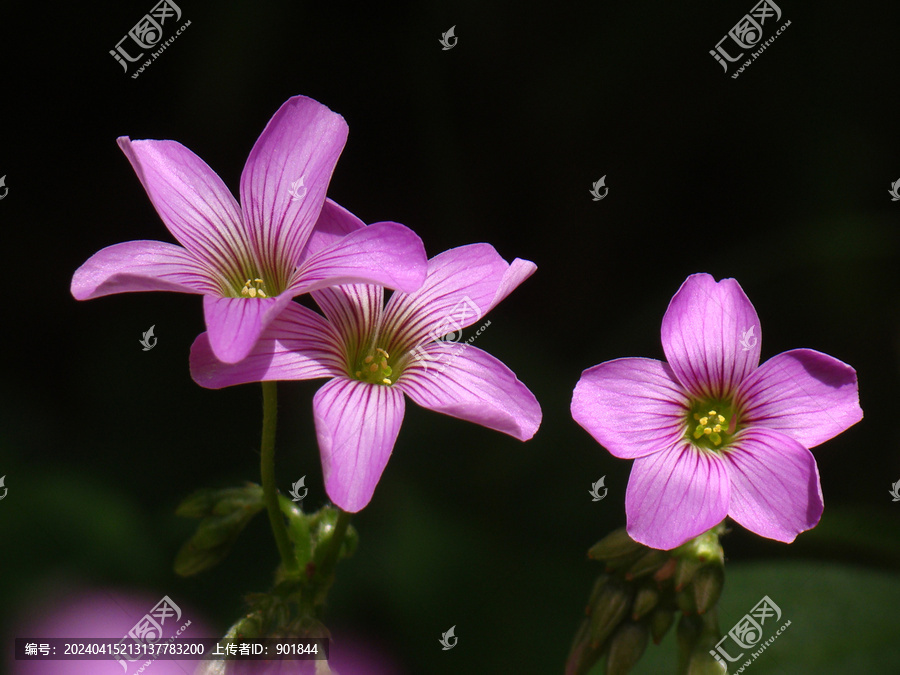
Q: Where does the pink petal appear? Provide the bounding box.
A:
[397,343,541,440]
[202,293,296,364]
[240,96,348,281]
[288,221,427,295]
[314,378,406,512]
[484,257,537,313]
[724,427,823,542]
[117,137,252,280]
[190,303,345,389]
[626,442,730,550]
[661,273,761,400]
[312,284,384,359]
[736,348,863,449]
[298,199,367,265]
[71,240,219,299]
[571,358,690,459]
[380,244,510,354]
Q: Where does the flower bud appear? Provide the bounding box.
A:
[588,528,642,561]
[649,607,675,645]
[605,621,649,675]
[631,585,659,620]
[625,550,669,580]
[692,564,725,615]
[589,580,632,648]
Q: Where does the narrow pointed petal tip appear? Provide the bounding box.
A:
[661,273,761,399]
[737,348,863,449]
[571,357,689,459]
[625,443,730,550]
[398,343,541,441]
[724,427,823,542]
[314,378,406,512]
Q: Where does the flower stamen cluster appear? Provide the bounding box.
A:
[354,347,394,386]
[240,278,269,298]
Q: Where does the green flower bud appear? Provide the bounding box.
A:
[692,564,725,615]
[632,585,660,620]
[674,555,703,591]
[605,621,649,675]
[588,528,643,561]
[649,607,675,645]
[589,580,632,648]
[625,550,669,580]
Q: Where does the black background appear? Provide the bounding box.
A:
[1,1,899,673]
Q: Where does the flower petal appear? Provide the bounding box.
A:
[661,273,761,400]
[736,348,863,449]
[190,303,345,389]
[312,284,384,363]
[240,96,348,281]
[626,442,730,550]
[397,343,541,440]
[380,244,510,354]
[571,358,690,459]
[117,137,251,281]
[483,257,537,314]
[724,427,823,542]
[202,293,296,364]
[71,240,218,299]
[289,221,427,295]
[314,378,406,512]
[298,199,367,264]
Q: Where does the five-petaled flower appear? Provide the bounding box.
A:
[190,206,542,512]
[572,273,862,550]
[71,95,427,363]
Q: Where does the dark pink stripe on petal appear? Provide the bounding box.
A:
[661,273,761,400]
[571,357,690,459]
[313,378,406,512]
[735,348,862,449]
[625,442,730,550]
[724,427,823,542]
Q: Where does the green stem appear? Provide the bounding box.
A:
[260,381,299,577]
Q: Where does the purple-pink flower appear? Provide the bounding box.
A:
[189,206,541,512]
[71,95,426,363]
[571,273,862,550]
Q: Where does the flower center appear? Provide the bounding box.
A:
[353,348,394,386]
[686,401,739,451]
[240,278,269,298]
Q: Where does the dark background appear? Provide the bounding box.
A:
[1,1,899,673]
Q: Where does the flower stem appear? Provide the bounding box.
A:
[260,381,299,577]
[317,508,351,577]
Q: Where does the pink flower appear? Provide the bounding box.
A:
[71,95,426,363]
[572,273,862,549]
[190,206,541,511]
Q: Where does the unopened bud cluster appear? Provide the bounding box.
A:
[566,525,727,675]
